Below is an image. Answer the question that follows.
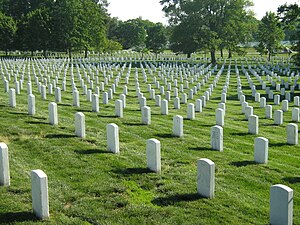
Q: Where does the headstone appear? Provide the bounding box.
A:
[255,93,260,102]
[103,92,108,104]
[216,108,224,127]
[292,108,299,122]
[254,137,268,164]
[55,87,61,103]
[86,89,92,102]
[294,96,299,106]
[187,103,195,120]
[28,94,35,116]
[282,100,289,112]
[73,90,80,107]
[274,110,283,125]
[120,94,126,108]
[161,99,168,115]
[181,93,187,104]
[146,139,161,173]
[174,97,180,109]
[195,99,202,112]
[274,95,280,105]
[248,115,259,134]
[211,125,223,151]
[245,106,253,120]
[173,115,183,137]
[197,158,215,198]
[270,184,293,225]
[287,123,298,145]
[75,112,85,138]
[49,102,58,125]
[221,93,226,103]
[0,143,10,186]
[266,105,273,119]
[107,123,119,154]
[155,95,161,106]
[142,106,151,125]
[260,97,266,108]
[9,88,16,108]
[91,94,99,112]
[31,169,49,220]
[115,100,123,118]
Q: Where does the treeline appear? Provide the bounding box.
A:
[0,0,299,65]
[0,0,168,57]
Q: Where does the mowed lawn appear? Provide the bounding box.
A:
[0,58,299,224]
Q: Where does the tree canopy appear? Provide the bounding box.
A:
[256,12,285,61]
[160,0,255,63]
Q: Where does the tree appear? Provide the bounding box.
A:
[0,12,16,55]
[278,3,300,66]
[19,7,52,57]
[51,0,108,58]
[256,12,285,61]
[114,19,147,50]
[145,23,168,55]
[160,0,254,64]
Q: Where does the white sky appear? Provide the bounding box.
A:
[107,0,299,24]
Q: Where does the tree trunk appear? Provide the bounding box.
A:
[187,52,191,58]
[5,49,8,56]
[228,49,232,58]
[84,47,88,58]
[69,49,72,59]
[210,50,216,64]
[268,51,271,61]
[220,48,223,58]
[31,51,34,57]
[43,49,47,58]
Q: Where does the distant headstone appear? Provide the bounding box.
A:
[28,94,35,116]
[9,88,16,108]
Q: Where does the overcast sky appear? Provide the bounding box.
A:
[107,0,300,24]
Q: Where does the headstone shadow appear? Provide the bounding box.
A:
[0,211,37,223]
[74,149,111,154]
[282,176,300,184]
[112,167,152,175]
[155,133,174,138]
[189,147,212,151]
[229,160,256,167]
[45,133,76,139]
[152,193,203,206]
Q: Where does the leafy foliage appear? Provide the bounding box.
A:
[256,12,285,61]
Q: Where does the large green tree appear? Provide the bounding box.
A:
[256,12,285,61]
[0,12,16,55]
[278,3,300,66]
[51,0,107,57]
[160,0,254,63]
[145,22,168,55]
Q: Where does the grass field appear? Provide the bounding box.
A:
[0,57,299,224]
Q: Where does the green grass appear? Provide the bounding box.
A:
[0,58,299,224]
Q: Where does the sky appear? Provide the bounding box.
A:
[107,0,300,24]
